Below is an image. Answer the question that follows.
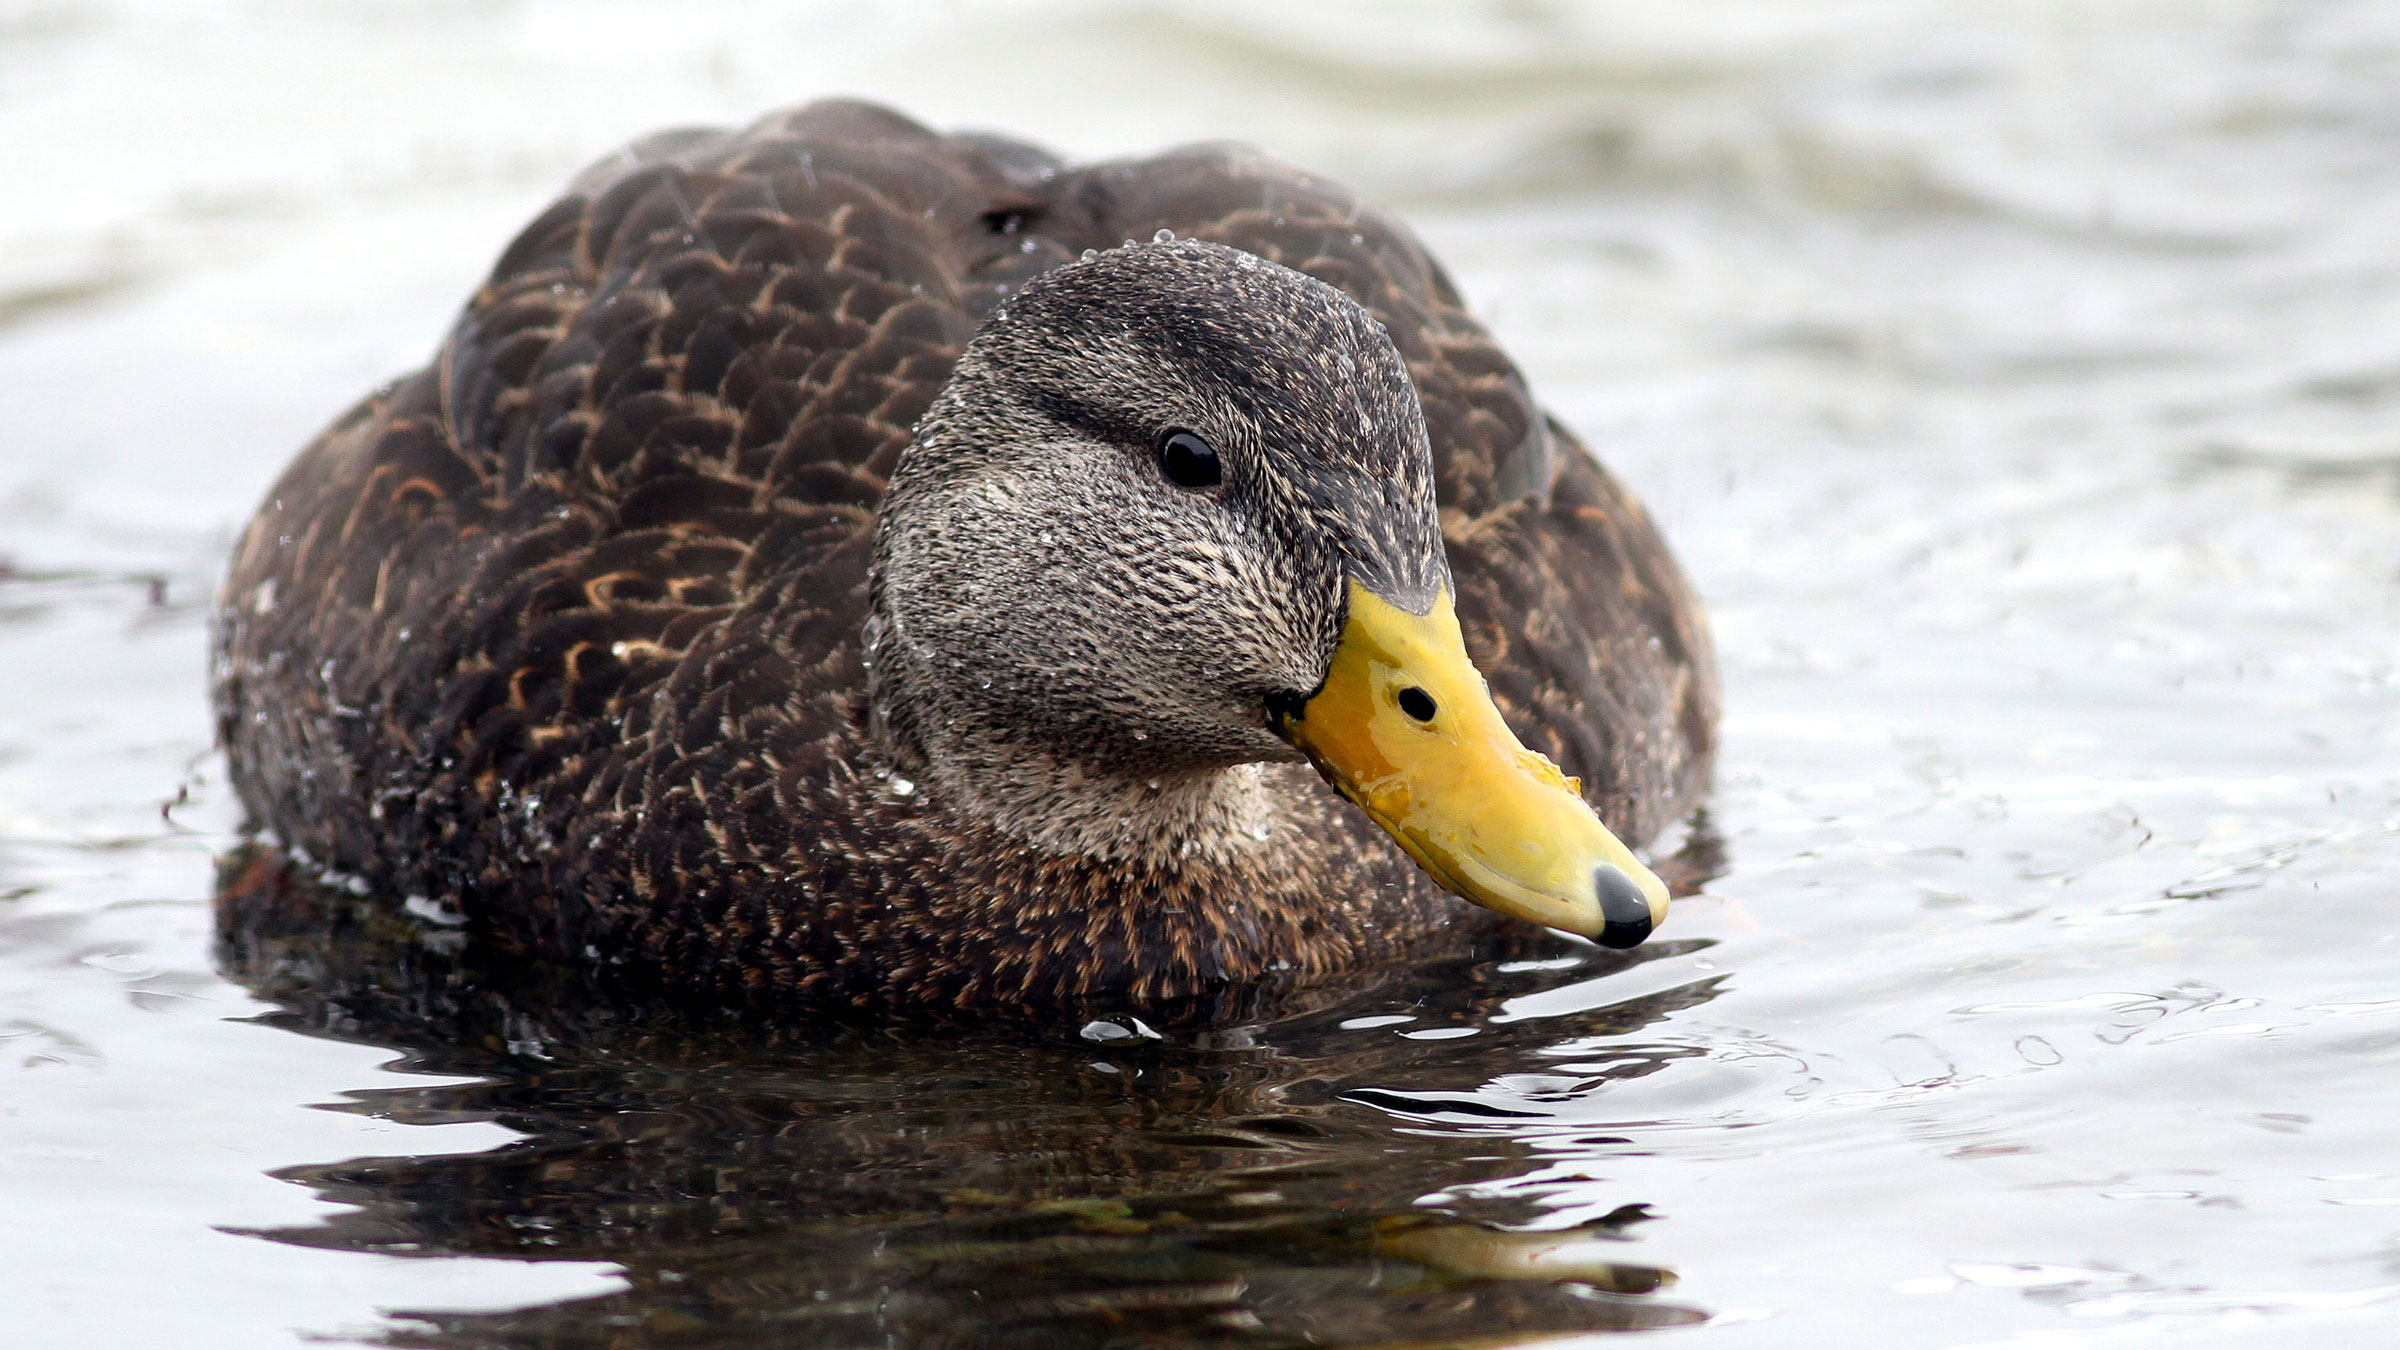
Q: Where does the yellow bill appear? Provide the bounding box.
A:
[1274,581,1668,948]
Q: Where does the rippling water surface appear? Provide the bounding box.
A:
[6,2,2400,1345]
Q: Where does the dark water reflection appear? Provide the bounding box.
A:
[217,850,1726,1347]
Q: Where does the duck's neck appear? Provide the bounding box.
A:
[859,624,1277,866]
[883,716,1281,866]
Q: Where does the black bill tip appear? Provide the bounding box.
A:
[1592,865,1655,949]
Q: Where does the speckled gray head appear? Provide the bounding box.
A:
[865,238,1671,943]
[867,239,1448,784]
[976,239,1447,612]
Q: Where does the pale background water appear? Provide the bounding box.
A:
[5,1,2399,1346]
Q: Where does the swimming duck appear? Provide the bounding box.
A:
[212,99,1717,1014]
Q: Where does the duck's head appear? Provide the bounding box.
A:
[866,239,1665,947]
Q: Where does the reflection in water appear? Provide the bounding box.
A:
[215,847,1726,1347]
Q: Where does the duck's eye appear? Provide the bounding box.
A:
[1157,430,1222,489]
[1398,687,1437,722]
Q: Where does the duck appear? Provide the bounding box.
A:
[211,98,1718,1016]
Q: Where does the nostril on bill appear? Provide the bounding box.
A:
[1592,866,1654,949]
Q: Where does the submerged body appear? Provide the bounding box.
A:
[212,100,1717,1014]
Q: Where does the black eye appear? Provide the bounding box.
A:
[1157,430,1221,489]
[1397,687,1437,722]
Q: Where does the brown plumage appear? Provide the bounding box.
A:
[212,99,1718,1017]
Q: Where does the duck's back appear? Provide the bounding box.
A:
[214,100,1715,1009]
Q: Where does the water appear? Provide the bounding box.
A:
[5,2,2399,1345]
